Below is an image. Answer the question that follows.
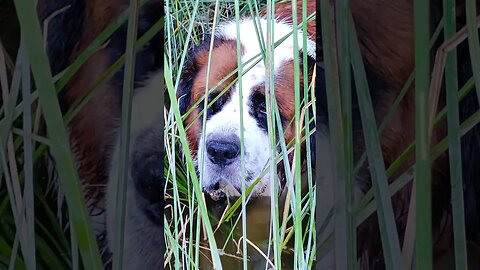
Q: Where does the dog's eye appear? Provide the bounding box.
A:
[210,94,225,114]
[199,93,227,118]
[210,96,225,114]
[249,92,269,131]
[250,93,267,118]
[258,103,267,115]
[251,93,266,113]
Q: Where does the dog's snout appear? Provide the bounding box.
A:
[207,140,240,166]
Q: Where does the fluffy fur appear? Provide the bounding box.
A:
[341,0,480,268]
[39,0,164,268]
[177,5,317,198]
[39,0,480,268]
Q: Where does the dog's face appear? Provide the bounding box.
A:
[178,18,316,198]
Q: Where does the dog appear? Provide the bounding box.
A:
[328,0,480,268]
[39,0,480,268]
[176,0,479,268]
[39,0,164,268]
[176,0,317,200]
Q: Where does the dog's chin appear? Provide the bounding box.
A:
[202,167,273,201]
[206,182,240,202]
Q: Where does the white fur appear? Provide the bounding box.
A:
[218,18,316,59]
[197,18,316,197]
[197,83,273,196]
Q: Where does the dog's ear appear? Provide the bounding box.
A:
[177,35,215,115]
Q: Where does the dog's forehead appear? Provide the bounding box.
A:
[216,18,316,62]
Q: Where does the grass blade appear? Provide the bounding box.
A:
[111,0,140,269]
[335,1,356,268]
[413,0,432,268]
[444,0,468,269]
[319,0,350,267]
[348,13,402,270]
[11,1,103,268]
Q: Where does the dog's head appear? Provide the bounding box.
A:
[177,15,316,199]
[178,14,315,196]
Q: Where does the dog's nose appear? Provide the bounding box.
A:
[206,140,240,166]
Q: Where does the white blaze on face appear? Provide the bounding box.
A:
[197,18,315,197]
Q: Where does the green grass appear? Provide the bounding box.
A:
[9,0,102,268]
[0,0,163,269]
[164,0,316,269]
[318,1,480,270]
[1,0,480,269]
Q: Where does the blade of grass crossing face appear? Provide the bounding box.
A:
[444,0,468,269]
[165,59,223,270]
[12,1,103,268]
[302,1,316,265]
[290,0,306,268]
[320,0,350,268]
[233,0,248,268]
[348,13,402,270]
[198,0,222,266]
[265,0,281,268]
[414,0,432,268]
[245,0,266,58]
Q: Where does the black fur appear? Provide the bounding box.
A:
[131,123,164,227]
[42,0,166,255]
[351,1,480,267]
[41,0,86,113]
[42,0,86,76]
[109,1,164,94]
[248,90,269,132]
[177,35,224,116]
[198,91,232,120]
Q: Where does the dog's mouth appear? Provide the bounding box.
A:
[205,179,242,201]
[204,169,273,201]
[208,189,226,202]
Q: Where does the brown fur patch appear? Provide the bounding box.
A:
[350,0,414,88]
[251,59,312,167]
[184,40,240,155]
[81,1,128,50]
[349,0,460,265]
[55,1,127,211]
[64,48,120,213]
[273,60,303,147]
